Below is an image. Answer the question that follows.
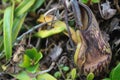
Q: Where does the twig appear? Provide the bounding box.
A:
[71,0,92,30]
[56,63,66,79]
[35,38,41,48]
[35,62,55,76]
[71,0,83,27]
[28,33,32,46]
[45,0,54,11]
[114,0,120,13]
[44,7,57,16]
[61,0,75,49]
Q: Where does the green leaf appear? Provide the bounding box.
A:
[20,47,42,73]
[0,36,3,44]
[81,0,99,3]
[31,0,45,12]
[87,72,94,80]
[12,14,26,41]
[110,63,120,80]
[19,54,31,68]
[0,41,4,53]
[0,19,3,28]
[92,0,99,3]
[26,63,39,73]
[37,73,57,80]
[81,0,88,4]
[59,64,64,68]
[3,6,13,60]
[35,25,66,38]
[2,0,9,3]
[25,47,43,64]
[19,55,39,73]
[15,0,22,3]
[62,66,70,72]
[70,68,77,80]
[12,71,31,80]
[102,78,111,80]
[32,78,37,80]
[15,0,35,17]
[54,71,61,78]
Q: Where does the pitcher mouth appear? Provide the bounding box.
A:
[82,53,111,75]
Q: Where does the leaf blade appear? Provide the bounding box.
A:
[3,6,13,60]
[37,73,57,80]
[12,14,26,41]
[110,63,120,80]
[30,0,45,12]
[15,0,35,17]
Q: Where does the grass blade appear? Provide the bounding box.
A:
[12,14,26,42]
[15,0,35,17]
[3,6,13,60]
[30,0,45,12]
